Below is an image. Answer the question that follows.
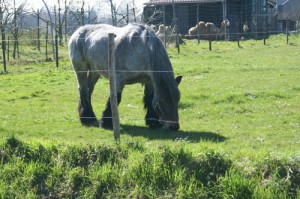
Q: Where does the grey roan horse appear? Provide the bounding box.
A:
[69,23,182,130]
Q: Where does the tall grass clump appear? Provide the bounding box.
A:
[253,157,300,198]
[0,137,128,198]
[0,137,299,198]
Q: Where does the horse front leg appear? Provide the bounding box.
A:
[143,83,162,129]
[77,71,98,126]
[100,92,122,129]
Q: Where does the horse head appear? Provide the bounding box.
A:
[152,76,182,131]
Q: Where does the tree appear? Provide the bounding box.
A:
[68,0,98,30]
[109,0,116,26]
[69,0,85,26]
[41,0,55,60]
[33,0,72,46]
[114,0,141,26]
[11,0,27,59]
[0,0,13,72]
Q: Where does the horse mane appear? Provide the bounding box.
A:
[145,26,180,103]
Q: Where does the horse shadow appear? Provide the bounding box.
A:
[120,125,226,143]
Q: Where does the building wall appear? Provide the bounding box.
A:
[176,5,189,34]
[143,3,224,35]
[278,0,300,21]
[143,0,276,39]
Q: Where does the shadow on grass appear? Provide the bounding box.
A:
[120,125,226,143]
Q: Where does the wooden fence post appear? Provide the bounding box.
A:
[55,35,59,68]
[208,25,212,51]
[37,9,41,51]
[237,19,241,48]
[196,3,200,44]
[286,20,289,44]
[46,22,49,61]
[1,28,7,73]
[7,36,9,61]
[108,33,120,142]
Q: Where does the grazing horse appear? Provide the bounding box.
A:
[68,23,182,131]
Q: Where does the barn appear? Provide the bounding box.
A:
[276,0,300,32]
[143,0,278,40]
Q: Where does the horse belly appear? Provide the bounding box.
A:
[124,74,150,85]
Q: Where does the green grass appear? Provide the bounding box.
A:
[0,137,299,198]
[0,34,300,198]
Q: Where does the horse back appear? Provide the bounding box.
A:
[69,24,117,74]
[69,23,171,84]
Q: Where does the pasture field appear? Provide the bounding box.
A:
[0,34,299,198]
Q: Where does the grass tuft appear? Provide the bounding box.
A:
[0,137,299,198]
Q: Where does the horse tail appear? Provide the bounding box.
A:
[78,29,89,63]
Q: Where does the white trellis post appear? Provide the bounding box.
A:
[108,33,120,142]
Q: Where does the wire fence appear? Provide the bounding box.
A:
[0,30,300,75]
[1,29,300,50]
[0,1,299,156]
[0,29,299,139]
[2,25,300,43]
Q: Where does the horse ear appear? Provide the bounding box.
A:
[175,76,182,85]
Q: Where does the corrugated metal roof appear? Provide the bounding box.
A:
[144,0,223,5]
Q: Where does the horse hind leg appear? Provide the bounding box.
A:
[87,71,100,108]
[76,71,98,126]
[143,84,162,129]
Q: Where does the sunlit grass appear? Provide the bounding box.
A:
[0,34,299,198]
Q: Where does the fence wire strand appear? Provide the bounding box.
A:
[0,33,299,138]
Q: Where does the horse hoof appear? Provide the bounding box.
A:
[99,118,113,129]
[146,119,163,129]
[80,118,98,127]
